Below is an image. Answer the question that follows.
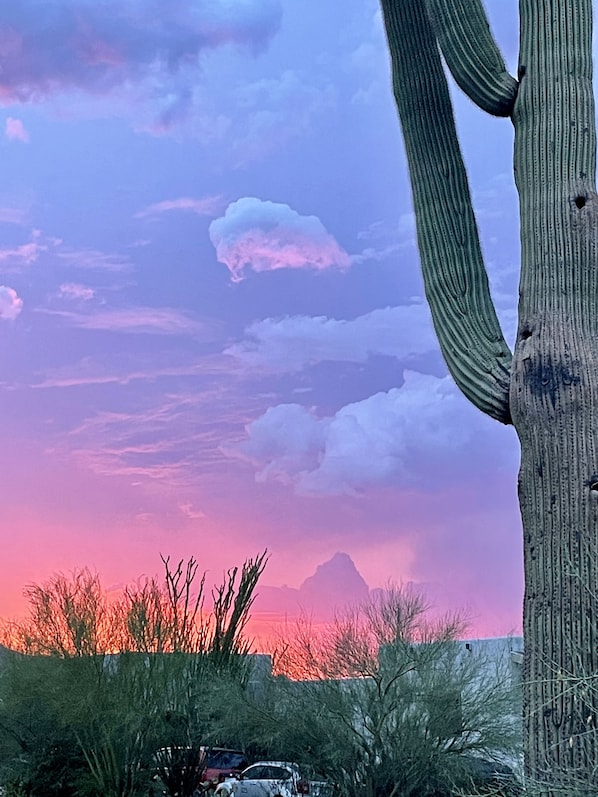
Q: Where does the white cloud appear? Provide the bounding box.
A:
[348,10,387,106]
[0,285,23,319]
[352,212,416,266]
[232,70,334,163]
[209,196,350,281]
[236,402,331,487]
[226,304,438,371]
[236,371,515,495]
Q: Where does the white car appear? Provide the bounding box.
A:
[229,762,332,797]
[215,775,238,797]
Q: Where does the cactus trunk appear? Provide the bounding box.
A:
[510,0,598,788]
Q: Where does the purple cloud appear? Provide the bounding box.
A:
[226,304,438,371]
[209,197,351,281]
[0,285,23,319]
[57,248,132,272]
[231,70,333,164]
[0,0,281,105]
[235,371,517,495]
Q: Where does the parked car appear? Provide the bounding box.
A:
[152,746,248,796]
[227,762,332,797]
[201,748,250,792]
[214,774,239,797]
[459,755,521,795]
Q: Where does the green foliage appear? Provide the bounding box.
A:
[253,587,521,797]
[0,553,267,797]
[0,654,95,796]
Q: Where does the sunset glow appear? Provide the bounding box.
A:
[0,0,526,642]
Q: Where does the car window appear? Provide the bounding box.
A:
[266,766,292,781]
[208,751,247,769]
[243,766,266,780]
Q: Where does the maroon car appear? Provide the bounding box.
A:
[153,746,248,796]
[201,748,249,784]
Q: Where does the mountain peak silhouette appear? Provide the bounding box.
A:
[299,552,369,607]
[252,552,370,621]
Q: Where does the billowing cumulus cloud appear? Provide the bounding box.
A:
[5,116,29,141]
[236,402,332,487]
[0,0,281,107]
[0,285,23,319]
[209,197,351,281]
[226,304,438,371]
[236,371,515,495]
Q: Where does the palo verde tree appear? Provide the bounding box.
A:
[0,553,267,797]
[380,0,598,792]
[258,586,520,797]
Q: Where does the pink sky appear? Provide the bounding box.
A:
[0,0,526,641]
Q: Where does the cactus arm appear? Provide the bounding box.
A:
[381,0,513,424]
[426,0,518,117]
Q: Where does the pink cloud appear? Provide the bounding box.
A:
[209,197,351,281]
[5,116,29,141]
[41,306,205,336]
[136,195,225,219]
[0,285,23,319]
[0,232,49,269]
[0,206,29,224]
[57,282,95,301]
[32,360,223,389]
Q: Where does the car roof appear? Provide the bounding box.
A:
[244,762,299,770]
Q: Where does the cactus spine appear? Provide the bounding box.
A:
[381,0,598,791]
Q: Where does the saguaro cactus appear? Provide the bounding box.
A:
[381,0,598,791]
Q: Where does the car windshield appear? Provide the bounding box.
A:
[207,751,246,769]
